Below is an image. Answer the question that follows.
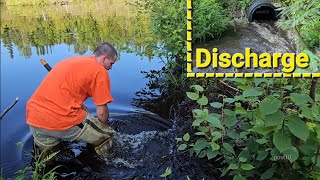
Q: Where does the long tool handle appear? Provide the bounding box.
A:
[0,97,19,119]
[40,59,52,71]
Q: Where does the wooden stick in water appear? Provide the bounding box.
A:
[0,97,19,119]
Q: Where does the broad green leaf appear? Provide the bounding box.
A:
[255,78,268,86]
[287,115,309,141]
[227,131,240,139]
[243,88,263,97]
[311,156,320,167]
[207,115,223,129]
[210,142,220,151]
[197,95,208,106]
[247,137,259,153]
[192,118,203,126]
[315,126,320,139]
[234,95,245,101]
[290,93,314,105]
[256,138,268,144]
[195,132,206,136]
[210,113,222,119]
[193,138,209,153]
[312,105,319,117]
[224,109,236,116]
[207,150,218,160]
[183,133,190,141]
[198,126,209,133]
[263,110,285,127]
[186,92,199,100]
[306,122,318,130]
[210,102,223,108]
[259,96,282,116]
[235,103,247,115]
[282,146,299,163]
[253,126,279,135]
[239,157,247,162]
[303,156,313,166]
[301,106,315,120]
[233,175,246,180]
[292,162,300,169]
[273,132,291,153]
[198,150,207,158]
[223,143,235,155]
[239,150,250,160]
[211,131,222,141]
[191,85,204,92]
[224,98,235,103]
[193,109,205,118]
[220,168,229,177]
[240,164,255,170]
[283,85,293,90]
[240,124,252,131]
[224,116,237,127]
[270,148,281,157]
[257,151,268,161]
[261,167,276,179]
[178,144,187,151]
[227,163,239,170]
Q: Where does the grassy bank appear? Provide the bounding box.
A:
[2,0,82,6]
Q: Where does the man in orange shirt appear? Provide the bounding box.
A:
[26,42,117,159]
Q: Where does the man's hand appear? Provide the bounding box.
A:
[96,104,109,124]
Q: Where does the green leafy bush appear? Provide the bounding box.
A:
[193,0,230,41]
[277,0,320,49]
[179,79,320,179]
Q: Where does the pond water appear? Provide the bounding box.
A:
[0,1,169,178]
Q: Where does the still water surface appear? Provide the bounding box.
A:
[0,1,165,177]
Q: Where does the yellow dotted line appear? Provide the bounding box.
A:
[187,73,320,78]
[186,0,192,73]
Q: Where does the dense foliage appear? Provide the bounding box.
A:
[137,0,320,179]
[175,0,320,179]
[278,0,319,49]
[181,78,319,179]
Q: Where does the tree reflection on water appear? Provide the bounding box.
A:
[132,68,184,119]
[0,0,154,58]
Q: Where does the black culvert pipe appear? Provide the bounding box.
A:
[247,0,279,22]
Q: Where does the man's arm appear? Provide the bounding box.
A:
[96,104,109,124]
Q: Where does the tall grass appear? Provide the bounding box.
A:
[3,0,94,6]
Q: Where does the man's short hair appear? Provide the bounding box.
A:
[93,42,118,60]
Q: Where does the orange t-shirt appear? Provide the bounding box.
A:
[26,56,113,130]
